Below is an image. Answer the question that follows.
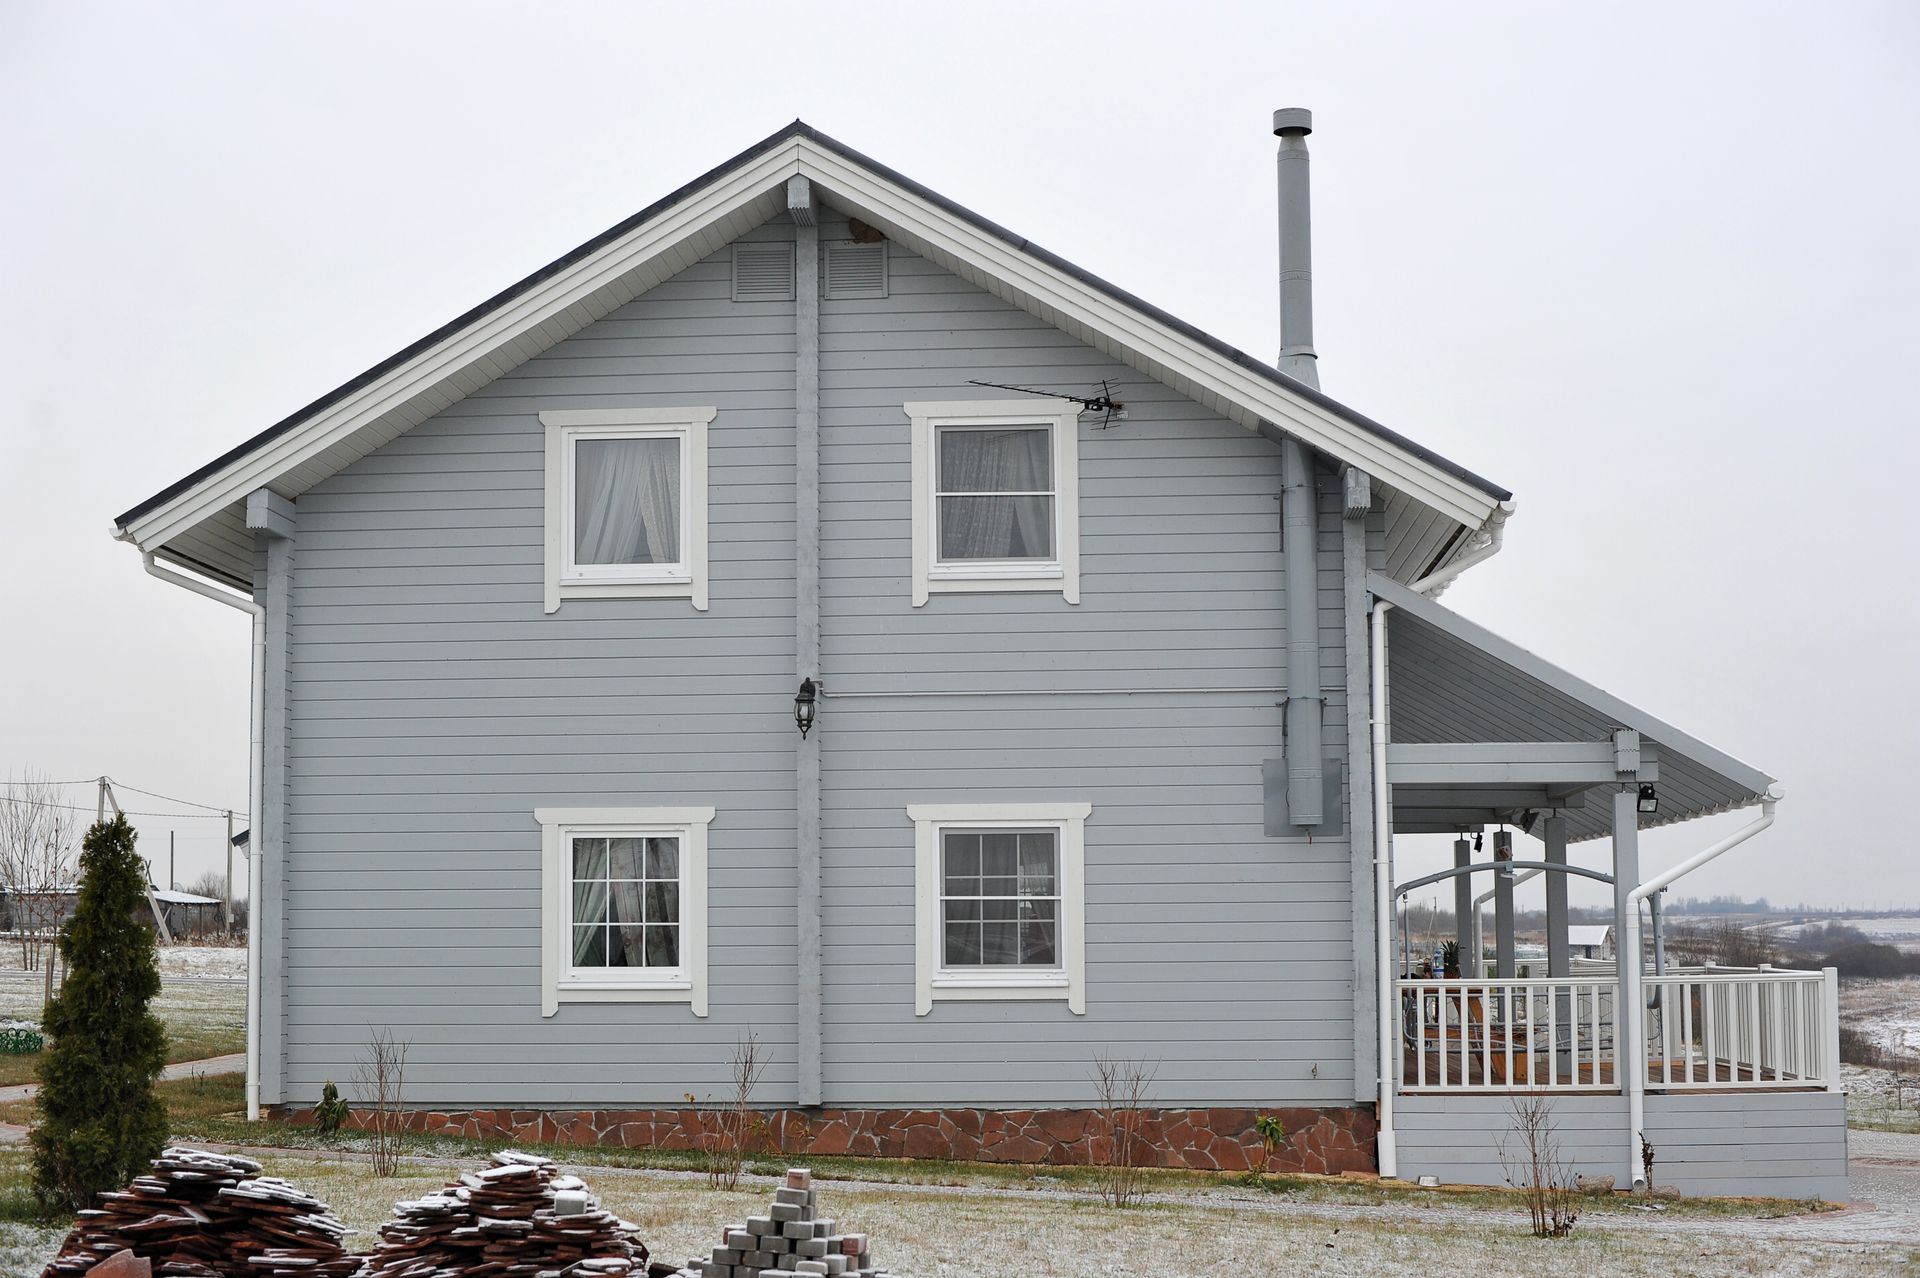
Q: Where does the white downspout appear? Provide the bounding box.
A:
[142,551,265,1122]
[1369,598,1396,1177]
[1620,789,1781,1187]
[1371,512,1510,1177]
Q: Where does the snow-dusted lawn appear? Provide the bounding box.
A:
[1846,1065,1920,1135]
[0,1150,1906,1277]
[1842,975,1920,1056]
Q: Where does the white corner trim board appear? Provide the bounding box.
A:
[541,407,715,614]
[908,801,1090,1016]
[535,805,715,1018]
[905,398,1082,608]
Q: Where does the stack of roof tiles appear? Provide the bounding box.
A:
[357,1149,650,1278]
[40,1147,354,1278]
[672,1170,890,1278]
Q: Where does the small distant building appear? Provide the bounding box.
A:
[1568,924,1615,960]
[152,889,224,939]
[0,885,81,935]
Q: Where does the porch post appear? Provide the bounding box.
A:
[1612,784,1642,1182]
[1494,841,1516,978]
[1453,837,1472,973]
[1543,815,1569,979]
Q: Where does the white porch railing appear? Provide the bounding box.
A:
[1397,966,1839,1093]
[1399,978,1618,1092]
[1642,965,1840,1090]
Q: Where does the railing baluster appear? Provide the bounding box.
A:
[1681,978,1695,1084]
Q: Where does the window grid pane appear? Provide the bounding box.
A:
[570,833,683,970]
[940,829,1061,970]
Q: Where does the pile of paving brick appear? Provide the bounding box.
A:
[357,1149,651,1278]
[40,1147,355,1278]
[672,1169,890,1278]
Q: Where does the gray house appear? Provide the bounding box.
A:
[114,117,1844,1197]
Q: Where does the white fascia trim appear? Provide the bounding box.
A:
[122,143,805,552]
[808,142,1498,530]
[541,407,714,613]
[535,805,715,1018]
[906,399,1081,608]
[908,801,1089,1016]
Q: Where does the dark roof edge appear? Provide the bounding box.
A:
[118,120,1510,530]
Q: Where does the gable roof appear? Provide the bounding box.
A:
[114,121,1511,589]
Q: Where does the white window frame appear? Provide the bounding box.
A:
[541,407,714,613]
[908,801,1089,1015]
[905,399,1081,607]
[536,805,713,1018]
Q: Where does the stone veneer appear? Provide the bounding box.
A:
[272,1103,1378,1176]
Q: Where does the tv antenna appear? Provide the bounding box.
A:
[965,379,1128,429]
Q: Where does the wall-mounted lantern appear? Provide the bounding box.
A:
[795,678,819,738]
[1637,783,1658,815]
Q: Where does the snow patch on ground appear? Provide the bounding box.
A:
[155,943,248,980]
[1842,976,1920,1054]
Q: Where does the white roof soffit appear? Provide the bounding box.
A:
[116,123,1509,568]
[1371,573,1776,843]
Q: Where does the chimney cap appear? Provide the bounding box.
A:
[1272,107,1313,137]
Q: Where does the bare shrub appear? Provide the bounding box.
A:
[0,771,81,988]
[354,1027,410,1177]
[705,1032,766,1191]
[1497,1090,1578,1238]
[1091,1053,1158,1208]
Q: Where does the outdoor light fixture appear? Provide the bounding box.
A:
[1637,783,1658,815]
[794,678,819,738]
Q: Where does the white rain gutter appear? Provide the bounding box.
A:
[1371,508,1509,1179]
[1411,509,1508,597]
[1620,787,1781,1187]
[141,551,265,1122]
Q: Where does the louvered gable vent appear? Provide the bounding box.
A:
[825,241,888,299]
[732,242,795,301]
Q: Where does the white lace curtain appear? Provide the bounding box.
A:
[936,427,1053,560]
[574,436,682,566]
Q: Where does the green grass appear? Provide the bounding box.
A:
[0,977,244,1088]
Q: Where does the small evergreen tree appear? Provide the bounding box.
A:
[31,814,170,1211]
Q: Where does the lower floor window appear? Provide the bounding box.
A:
[537,806,713,1017]
[941,828,1059,967]
[909,802,1089,1015]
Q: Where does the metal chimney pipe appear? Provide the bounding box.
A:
[1273,107,1317,389]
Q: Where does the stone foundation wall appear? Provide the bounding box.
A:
[272,1103,1378,1176]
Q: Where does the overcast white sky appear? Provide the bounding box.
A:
[2,1,1914,912]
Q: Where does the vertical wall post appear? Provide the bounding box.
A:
[246,487,295,1107]
[1543,815,1569,978]
[790,178,823,1108]
[1342,473,1376,1100]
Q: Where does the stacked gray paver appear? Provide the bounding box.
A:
[673,1169,891,1278]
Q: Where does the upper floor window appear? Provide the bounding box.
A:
[905,400,1081,606]
[540,407,714,613]
[536,805,714,1017]
[908,801,1089,1015]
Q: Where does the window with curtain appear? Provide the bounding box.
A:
[569,833,681,972]
[570,434,684,574]
[939,828,1060,969]
[934,425,1055,562]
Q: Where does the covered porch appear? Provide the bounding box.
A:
[1367,574,1844,1197]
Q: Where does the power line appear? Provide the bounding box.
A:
[0,777,106,788]
[36,800,246,821]
[106,780,240,814]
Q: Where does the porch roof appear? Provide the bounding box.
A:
[1371,574,1776,843]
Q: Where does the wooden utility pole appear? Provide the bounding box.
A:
[169,831,175,892]
[224,810,234,932]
